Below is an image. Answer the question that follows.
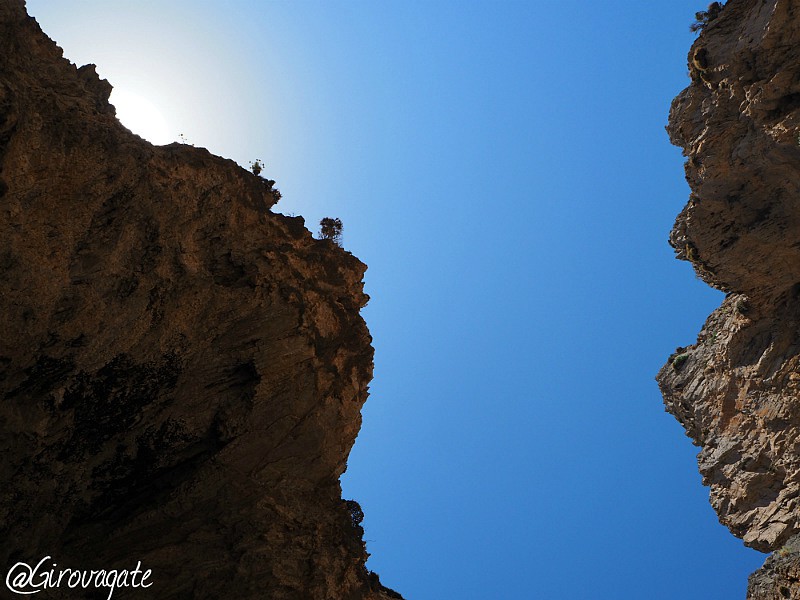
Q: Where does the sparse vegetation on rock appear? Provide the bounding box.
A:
[247,159,282,204]
[690,2,723,33]
[672,352,690,371]
[319,217,343,246]
[345,499,365,528]
[249,158,264,176]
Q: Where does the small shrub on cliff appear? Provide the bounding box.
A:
[672,353,690,371]
[344,499,364,528]
[319,217,343,246]
[690,2,723,33]
[249,159,264,176]
[247,159,282,203]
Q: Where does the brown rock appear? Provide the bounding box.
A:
[659,1,800,597]
[749,535,800,599]
[0,1,401,598]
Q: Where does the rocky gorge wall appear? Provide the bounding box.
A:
[658,0,800,597]
[0,1,400,598]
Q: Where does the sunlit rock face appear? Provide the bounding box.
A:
[657,1,800,597]
[0,2,401,598]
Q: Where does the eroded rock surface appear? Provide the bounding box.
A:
[0,1,400,598]
[658,1,800,597]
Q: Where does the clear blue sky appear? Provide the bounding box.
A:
[26,2,764,598]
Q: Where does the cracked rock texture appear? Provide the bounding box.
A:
[658,0,800,597]
[0,1,401,598]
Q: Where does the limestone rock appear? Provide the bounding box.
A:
[658,0,800,596]
[0,1,401,598]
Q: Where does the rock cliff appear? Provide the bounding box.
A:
[658,0,800,597]
[0,1,400,598]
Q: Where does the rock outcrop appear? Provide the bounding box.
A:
[658,1,800,597]
[0,1,400,598]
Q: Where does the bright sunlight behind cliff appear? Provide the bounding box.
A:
[110,89,171,145]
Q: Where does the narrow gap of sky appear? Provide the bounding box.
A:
[23,2,766,599]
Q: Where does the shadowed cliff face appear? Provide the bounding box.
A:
[657,1,800,597]
[0,2,401,598]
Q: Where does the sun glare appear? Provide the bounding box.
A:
[110,89,172,146]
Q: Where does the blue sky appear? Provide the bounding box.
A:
[26,2,764,598]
